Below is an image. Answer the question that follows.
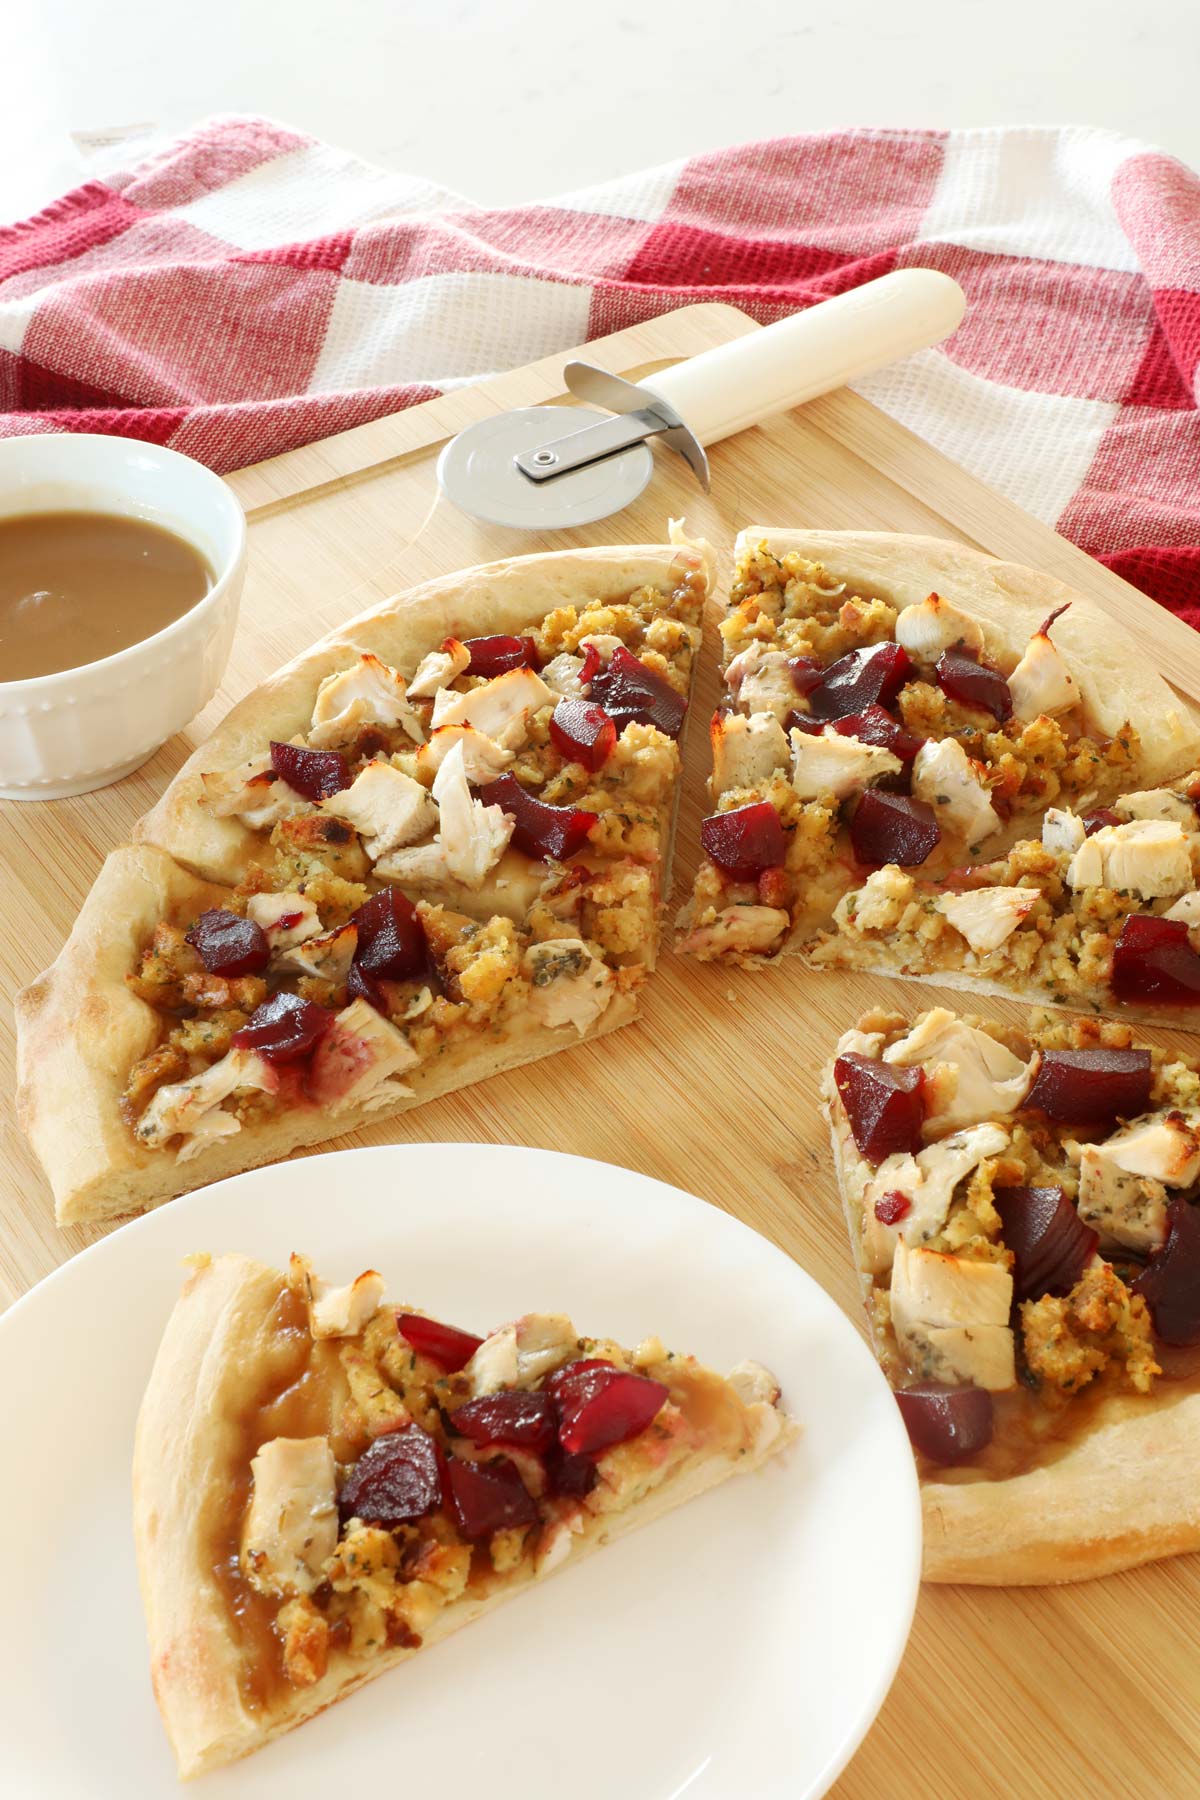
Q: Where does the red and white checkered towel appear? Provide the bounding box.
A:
[1,116,1198,612]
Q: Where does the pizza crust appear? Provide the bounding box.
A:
[138,543,709,886]
[16,848,638,1228]
[736,528,1200,785]
[135,1253,792,1779]
[819,1061,1200,1584]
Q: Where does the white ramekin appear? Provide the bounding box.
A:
[0,434,246,800]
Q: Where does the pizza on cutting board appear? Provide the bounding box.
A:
[134,1250,794,1778]
[16,539,710,1226]
[678,529,1200,1025]
[822,1002,1200,1583]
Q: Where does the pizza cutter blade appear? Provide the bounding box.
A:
[436,267,968,531]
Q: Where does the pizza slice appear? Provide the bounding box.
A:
[821,1003,1200,1583]
[17,541,710,1225]
[134,1251,794,1778]
[677,530,1200,994]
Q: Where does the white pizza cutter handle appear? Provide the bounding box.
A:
[641,268,965,446]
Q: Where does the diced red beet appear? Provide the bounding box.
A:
[578,642,603,687]
[185,908,270,977]
[545,1447,599,1498]
[830,703,925,762]
[1024,1048,1153,1125]
[935,649,1013,724]
[1134,1197,1200,1345]
[352,887,427,981]
[1112,914,1200,1006]
[549,699,617,772]
[396,1311,482,1372]
[269,740,352,801]
[896,1383,993,1465]
[550,1361,669,1456]
[587,645,688,738]
[993,1185,1099,1300]
[232,992,334,1062]
[806,642,915,721]
[1083,807,1121,836]
[834,1054,925,1163]
[444,1454,539,1539]
[338,1423,443,1527]
[788,657,825,697]
[544,1357,614,1396]
[450,1390,559,1453]
[463,634,540,678]
[849,788,940,867]
[700,801,787,881]
[874,1191,913,1225]
[477,774,597,862]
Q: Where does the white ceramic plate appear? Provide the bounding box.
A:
[0,1145,919,1798]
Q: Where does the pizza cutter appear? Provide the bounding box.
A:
[437,268,966,529]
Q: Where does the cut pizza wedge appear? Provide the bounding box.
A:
[821,1003,1200,1583]
[678,529,1200,987]
[134,1251,795,1779]
[17,541,710,1225]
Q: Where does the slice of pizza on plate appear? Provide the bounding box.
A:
[678,529,1200,981]
[134,1251,795,1779]
[17,541,710,1226]
[822,1003,1200,1583]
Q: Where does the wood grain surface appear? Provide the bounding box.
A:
[2,301,1197,1798]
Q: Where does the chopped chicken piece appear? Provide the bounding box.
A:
[1165,891,1200,927]
[1114,788,1199,828]
[407,638,470,699]
[274,920,359,983]
[321,761,438,861]
[789,725,901,802]
[862,1121,1011,1272]
[912,737,1001,844]
[937,885,1037,954]
[724,643,796,723]
[889,1239,1016,1390]
[430,666,555,748]
[201,754,309,830]
[247,890,324,952]
[308,653,426,749]
[884,1008,1034,1135]
[727,1360,782,1406]
[1066,819,1192,900]
[1042,807,1085,857]
[241,1437,338,1597]
[466,1313,577,1396]
[710,710,789,795]
[522,938,614,1033]
[540,651,586,698]
[415,725,515,785]
[845,866,917,933]
[378,741,512,889]
[303,1266,387,1339]
[894,591,985,662]
[1008,620,1080,720]
[1077,1112,1200,1253]
[680,904,789,958]
[307,998,420,1113]
[134,1047,274,1156]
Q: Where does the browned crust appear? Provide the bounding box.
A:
[135,1253,794,1778]
[819,1030,1200,1585]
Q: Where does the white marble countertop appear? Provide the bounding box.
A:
[2,0,1196,225]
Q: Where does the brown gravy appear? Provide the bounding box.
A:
[0,510,213,680]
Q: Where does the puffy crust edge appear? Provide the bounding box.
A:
[136,544,710,886]
[734,528,1200,786]
[136,1253,792,1779]
[819,1027,1200,1585]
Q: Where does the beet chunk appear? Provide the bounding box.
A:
[549,699,617,772]
[587,646,687,738]
[270,740,352,801]
[463,634,540,677]
[833,1053,925,1163]
[548,1361,669,1455]
[232,991,334,1062]
[1112,914,1200,1006]
[850,789,940,867]
[444,1454,539,1539]
[450,1390,559,1453]
[185,908,270,977]
[896,1383,993,1465]
[1134,1197,1200,1346]
[1024,1048,1152,1125]
[993,1185,1099,1300]
[700,801,787,881]
[338,1424,443,1527]
[477,773,597,862]
[806,642,914,721]
[935,649,1013,724]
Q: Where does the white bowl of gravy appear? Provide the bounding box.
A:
[0,434,245,799]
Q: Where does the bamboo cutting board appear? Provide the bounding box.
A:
[2,301,1199,1798]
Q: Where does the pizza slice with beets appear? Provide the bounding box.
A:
[16,540,710,1225]
[678,530,1200,1027]
[133,1251,794,1778]
[822,1004,1200,1584]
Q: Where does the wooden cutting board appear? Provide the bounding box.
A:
[2,300,1199,1798]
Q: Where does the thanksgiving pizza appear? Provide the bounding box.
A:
[16,541,709,1225]
[823,1003,1200,1583]
[133,1250,793,1778]
[678,530,1200,1024]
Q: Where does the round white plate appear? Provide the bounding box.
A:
[0,1145,919,1799]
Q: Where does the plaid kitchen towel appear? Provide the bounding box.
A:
[1,116,1198,612]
